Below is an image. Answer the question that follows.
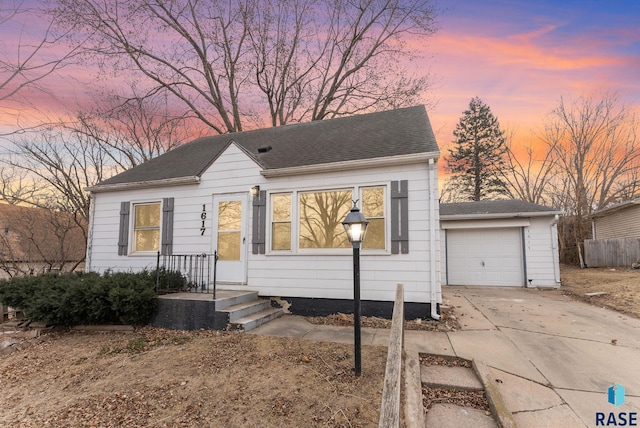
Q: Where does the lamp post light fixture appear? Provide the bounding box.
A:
[342,201,369,376]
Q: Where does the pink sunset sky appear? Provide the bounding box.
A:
[422,0,640,154]
[1,0,639,157]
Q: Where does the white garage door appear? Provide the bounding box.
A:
[446,228,524,286]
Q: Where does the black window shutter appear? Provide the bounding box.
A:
[252,190,266,254]
[118,202,130,255]
[390,180,409,254]
[161,197,174,255]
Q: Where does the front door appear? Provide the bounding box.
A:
[213,194,247,283]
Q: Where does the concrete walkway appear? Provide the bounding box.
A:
[250,286,640,427]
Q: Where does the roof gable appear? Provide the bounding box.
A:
[92,105,438,190]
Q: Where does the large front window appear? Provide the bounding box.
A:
[133,202,161,252]
[299,189,353,249]
[269,186,388,252]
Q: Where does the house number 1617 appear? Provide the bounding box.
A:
[200,204,207,235]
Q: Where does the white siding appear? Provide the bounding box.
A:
[440,215,560,288]
[88,143,441,304]
[594,205,640,239]
[525,216,560,288]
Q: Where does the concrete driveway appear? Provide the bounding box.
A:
[444,286,640,427]
[251,286,640,426]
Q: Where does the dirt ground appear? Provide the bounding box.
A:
[0,309,461,428]
[1,264,637,427]
[559,264,640,318]
[1,327,388,427]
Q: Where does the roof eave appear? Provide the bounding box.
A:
[87,176,200,193]
[592,199,640,218]
[260,151,440,178]
[440,211,563,221]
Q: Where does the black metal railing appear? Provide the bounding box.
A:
[155,251,218,298]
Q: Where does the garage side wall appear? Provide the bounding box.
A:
[525,216,561,288]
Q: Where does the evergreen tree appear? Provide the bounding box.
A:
[445,97,509,201]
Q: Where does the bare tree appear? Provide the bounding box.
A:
[1,95,196,222]
[500,131,557,206]
[2,128,104,219]
[0,204,86,278]
[543,92,640,265]
[70,89,203,170]
[52,0,438,133]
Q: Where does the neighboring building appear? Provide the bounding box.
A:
[86,106,442,318]
[585,198,640,267]
[591,198,640,240]
[0,204,87,279]
[440,200,562,288]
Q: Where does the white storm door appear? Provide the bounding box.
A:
[213,194,247,283]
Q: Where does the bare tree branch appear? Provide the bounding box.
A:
[500,129,557,205]
[0,2,84,104]
[52,0,438,132]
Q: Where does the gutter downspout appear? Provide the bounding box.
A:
[86,192,96,272]
[551,214,560,285]
[429,158,440,320]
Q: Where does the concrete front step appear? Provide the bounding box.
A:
[421,365,484,391]
[214,291,260,311]
[229,307,284,332]
[425,403,497,428]
[219,299,271,323]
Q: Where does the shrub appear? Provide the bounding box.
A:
[154,267,190,292]
[0,271,158,326]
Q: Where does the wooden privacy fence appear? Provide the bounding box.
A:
[584,238,640,267]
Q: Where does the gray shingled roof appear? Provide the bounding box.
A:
[440,200,561,217]
[94,105,438,188]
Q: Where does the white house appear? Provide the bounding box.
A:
[439,200,562,288]
[86,105,442,319]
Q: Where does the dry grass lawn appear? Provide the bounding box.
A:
[560,264,640,318]
[1,328,387,427]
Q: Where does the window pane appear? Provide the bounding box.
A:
[363,218,385,249]
[272,194,291,221]
[299,190,352,249]
[362,187,385,250]
[218,231,241,260]
[135,229,160,252]
[135,204,160,227]
[272,223,291,250]
[362,187,384,217]
[218,201,242,231]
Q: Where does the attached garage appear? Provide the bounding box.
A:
[447,227,524,286]
[440,200,562,288]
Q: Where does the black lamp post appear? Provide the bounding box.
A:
[342,202,369,376]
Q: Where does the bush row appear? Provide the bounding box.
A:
[0,270,159,326]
